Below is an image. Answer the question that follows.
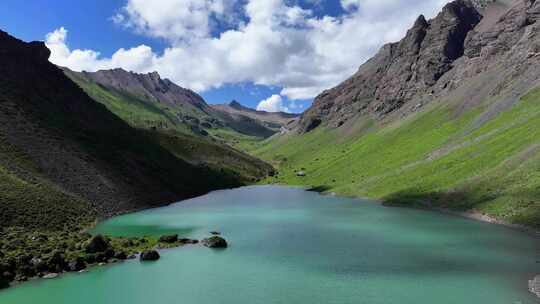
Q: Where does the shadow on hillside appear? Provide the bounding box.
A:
[381,188,540,229]
[306,185,332,193]
[381,188,493,210]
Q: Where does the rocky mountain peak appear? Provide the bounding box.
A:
[77,68,208,110]
[297,0,484,133]
[229,100,243,109]
[0,30,51,64]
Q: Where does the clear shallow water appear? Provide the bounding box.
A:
[1,186,539,304]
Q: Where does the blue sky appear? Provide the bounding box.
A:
[0,0,447,112]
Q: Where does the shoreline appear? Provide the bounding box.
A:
[303,184,540,299]
[302,184,540,238]
[3,184,539,299]
[432,207,540,239]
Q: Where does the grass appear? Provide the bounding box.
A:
[65,71,192,134]
[254,87,540,228]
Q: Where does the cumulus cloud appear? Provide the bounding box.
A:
[256,95,288,112]
[46,0,450,99]
[46,27,156,73]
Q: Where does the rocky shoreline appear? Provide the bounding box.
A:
[0,229,227,290]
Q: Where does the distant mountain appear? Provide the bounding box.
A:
[0,29,272,233]
[65,69,283,139]
[212,100,299,133]
[256,0,540,229]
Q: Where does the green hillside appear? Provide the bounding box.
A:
[64,70,195,134]
[254,87,540,228]
[64,70,273,183]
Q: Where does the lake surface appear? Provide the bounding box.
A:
[1,186,539,304]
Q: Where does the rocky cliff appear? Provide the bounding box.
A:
[298,0,540,132]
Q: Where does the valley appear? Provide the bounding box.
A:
[0,0,539,301]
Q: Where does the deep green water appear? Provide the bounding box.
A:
[1,186,539,304]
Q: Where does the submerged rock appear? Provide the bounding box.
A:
[43,273,58,279]
[140,250,160,261]
[202,236,228,248]
[179,238,199,244]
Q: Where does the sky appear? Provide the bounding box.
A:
[0,0,449,113]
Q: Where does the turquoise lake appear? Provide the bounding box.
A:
[1,186,539,303]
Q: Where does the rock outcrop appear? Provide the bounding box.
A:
[297,0,540,132]
[201,236,228,248]
[140,250,160,261]
[158,234,179,243]
[85,235,111,254]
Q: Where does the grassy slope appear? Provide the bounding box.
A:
[0,139,94,231]
[254,88,540,228]
[65,71,192,133]
[65,71,272,183]
[66,71,272,145]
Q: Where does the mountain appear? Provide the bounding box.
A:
[254,0,540,229]
[0,29,271,233]
[212,100,299,133]
[65,69,285,140]
[297,0,536,132]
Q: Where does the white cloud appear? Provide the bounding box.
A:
[112,0,234,42]
[256,94,289,112]
[46,0,450,100]
[46,27,156,73]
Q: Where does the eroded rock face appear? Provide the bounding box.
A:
[297,0,540,132]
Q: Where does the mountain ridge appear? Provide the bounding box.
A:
[65,68,291,139]
[297,0,540,133]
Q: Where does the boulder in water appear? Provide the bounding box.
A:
[202,236,228,248]
[140,250,160,261]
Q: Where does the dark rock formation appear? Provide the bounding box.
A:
[67,257,86,272]
[202,236,228,248]
[114,251,128,260]
[85,235,111,254]
[140,250,160,261]
[159,234,179,243]
[46,251,67,273]
[179,238,199,244]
